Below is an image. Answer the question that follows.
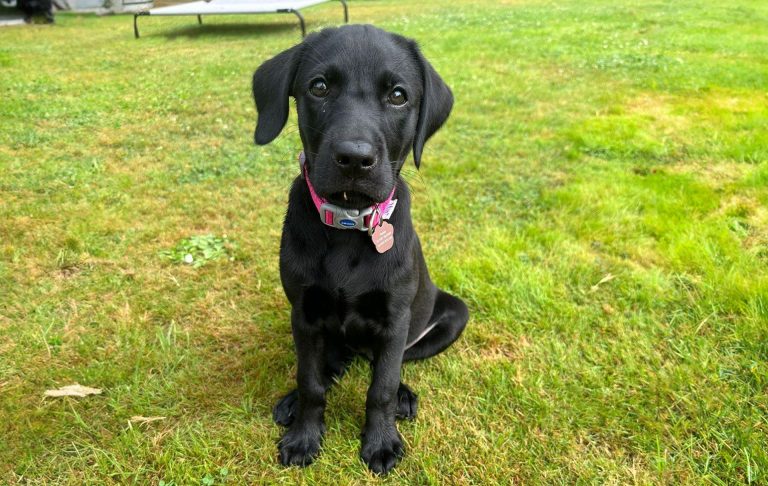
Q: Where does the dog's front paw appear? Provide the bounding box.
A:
[360,424,404,474]
[278,423,324,467]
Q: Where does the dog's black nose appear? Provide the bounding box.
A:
[333,141,377,174]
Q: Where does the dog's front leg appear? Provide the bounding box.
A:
[278,308,327,467]
[360,316,409,474]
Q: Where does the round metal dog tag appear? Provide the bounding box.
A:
[371,221,394,253]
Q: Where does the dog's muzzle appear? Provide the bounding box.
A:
[300,151,397,233]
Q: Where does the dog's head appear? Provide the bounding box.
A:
[252,25,453,209]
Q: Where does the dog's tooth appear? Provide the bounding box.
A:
[343,192,348,201]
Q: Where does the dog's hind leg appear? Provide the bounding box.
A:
[403,290,468,362]
[395,382,418,420]
[393,290,467,421]
[273,339,354,426]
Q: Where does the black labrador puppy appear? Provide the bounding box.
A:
[252,24,469,474]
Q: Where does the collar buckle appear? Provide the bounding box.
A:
[318,203,374,231]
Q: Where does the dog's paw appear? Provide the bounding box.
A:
[395,383,418,420]
[278,423,324,467]
[273,389,298,426]
[360,425,404,474]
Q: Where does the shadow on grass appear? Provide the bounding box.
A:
[158,21,300,39]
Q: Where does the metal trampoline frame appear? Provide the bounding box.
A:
[134,0,347,39]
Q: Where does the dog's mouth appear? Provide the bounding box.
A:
[325,190,376,208]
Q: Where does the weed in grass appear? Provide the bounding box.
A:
[159,235,237,268]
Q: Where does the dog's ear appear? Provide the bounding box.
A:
[412,46,453,168]
[252,43,303,145]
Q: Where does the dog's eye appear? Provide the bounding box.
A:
[309,79,329,98]
[388,87,408,106]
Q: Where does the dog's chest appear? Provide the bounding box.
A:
[297,241,399,343]
[301,282,391,352]
[281,206,414,345]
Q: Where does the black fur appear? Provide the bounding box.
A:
[253,25,469,474]
[19,0,54,23]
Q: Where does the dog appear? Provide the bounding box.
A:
[252,24,469,474]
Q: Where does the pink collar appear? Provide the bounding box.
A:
[299,151,397,234]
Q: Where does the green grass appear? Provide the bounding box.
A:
[1,0,767,483]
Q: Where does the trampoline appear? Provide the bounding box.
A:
[133,0,348,38]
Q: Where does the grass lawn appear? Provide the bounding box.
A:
[1,0,767,483]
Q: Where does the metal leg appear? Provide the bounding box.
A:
[197,14,202,25]
[279,8,305,37]
[339,0,348,23]
[134,12,148,39]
